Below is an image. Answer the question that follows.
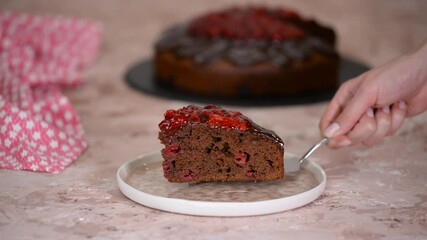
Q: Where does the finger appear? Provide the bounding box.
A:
[406,81,427,117]
[388,101,407,135]
[362,106,391,146]
[346,108,376,145]
[320,99,342,133]
[320,78,363,134]
[327,135,352,149]
[322,75,375,138]
[332,84,376,137]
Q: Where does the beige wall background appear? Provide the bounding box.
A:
[2,0,427,68]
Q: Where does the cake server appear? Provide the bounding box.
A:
[285,137,329,174]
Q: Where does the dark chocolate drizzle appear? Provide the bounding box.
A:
[245,118,285,150]
[155,24,337,68]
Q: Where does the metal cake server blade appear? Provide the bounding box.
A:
[285,137,329,174]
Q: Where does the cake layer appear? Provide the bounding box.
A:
[155,51,338,97]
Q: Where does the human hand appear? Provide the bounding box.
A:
[320,42,427,148]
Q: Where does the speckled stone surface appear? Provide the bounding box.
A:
[1,0,426,239]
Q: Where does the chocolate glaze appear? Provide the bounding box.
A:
[244,118,285,150]
[155,24,337,68]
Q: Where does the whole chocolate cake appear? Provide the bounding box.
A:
[158,105,285,183]
[154,6,339,98]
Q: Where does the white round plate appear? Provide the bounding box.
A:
[117,152,326,217]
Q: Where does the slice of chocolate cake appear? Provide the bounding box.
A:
[158,105,284,183]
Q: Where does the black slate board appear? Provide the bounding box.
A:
[125,57,369,106]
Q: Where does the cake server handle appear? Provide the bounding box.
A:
[298,137,329,164]
[285,137,329,174]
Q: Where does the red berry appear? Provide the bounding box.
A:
[164,109,177,119]
[162,145,181,158]
[162,161,171,172]
[188,7,305,41]
[179,170,196,181]
[235,151,249,166]
[246,170,256,178]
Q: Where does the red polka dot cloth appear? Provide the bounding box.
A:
[0,12,102,173]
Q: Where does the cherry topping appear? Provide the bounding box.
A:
[189,7,305,41]
[159,105,251,137]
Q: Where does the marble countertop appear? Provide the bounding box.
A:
[1,0,426,239]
